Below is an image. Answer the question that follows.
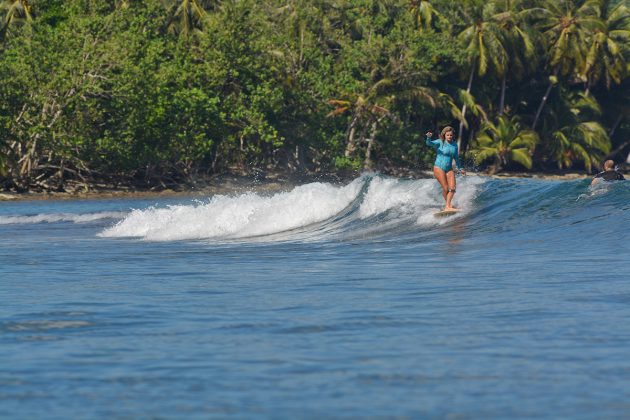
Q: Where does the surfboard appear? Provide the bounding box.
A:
[434,209,460,218]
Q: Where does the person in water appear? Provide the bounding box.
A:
[425,126,465,211]
[591,159,625,185]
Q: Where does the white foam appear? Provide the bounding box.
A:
[96,174,487,242]
[0,212,126,225]
[359,176,440,219]
[99,179,365,241]
[359,174,485,224]
[415,174,485,225]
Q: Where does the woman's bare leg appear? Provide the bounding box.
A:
[445,170,457,210]
[433,166,448,206]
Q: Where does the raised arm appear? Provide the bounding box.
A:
[425,135,441,149]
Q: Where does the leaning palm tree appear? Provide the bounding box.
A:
[531,0,604,129]
[0,0,33,43]
[471,115,539,173]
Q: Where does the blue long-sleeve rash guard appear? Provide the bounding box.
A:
[425,136,461,172]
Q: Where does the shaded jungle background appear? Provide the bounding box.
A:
[0,0,628,192]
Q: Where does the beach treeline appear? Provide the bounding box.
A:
[0,0,628,191]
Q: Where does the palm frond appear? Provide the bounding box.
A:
[510,148,533,169]
[473,147,499,164]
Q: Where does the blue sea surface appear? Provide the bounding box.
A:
[1,174,629,418]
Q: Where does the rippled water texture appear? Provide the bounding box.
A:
[1,175,629,418]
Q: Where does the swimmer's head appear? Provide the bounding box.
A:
[603,160,615,171]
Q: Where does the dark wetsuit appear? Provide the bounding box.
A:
[593,170,625,182]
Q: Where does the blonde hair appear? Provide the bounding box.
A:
[440,126,455,140]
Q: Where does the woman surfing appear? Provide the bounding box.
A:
[425,126,465,212]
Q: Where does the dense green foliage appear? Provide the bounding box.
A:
[0,0,628,191]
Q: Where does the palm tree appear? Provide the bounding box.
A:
[327,86,394,169]
[268,0,331,75]
[0,146,8,177]
[162,0,217,37]
[456,0,508,147]
[532,0,603,129]
[548,122,610,171]
[601,80,630,162]
[471,115,538,173]
[539,90,610,172]
[490,0,538,115]
[0,0,33,43]
[582,1,630,94]
[601,77,630,141]
[409,0,445,31]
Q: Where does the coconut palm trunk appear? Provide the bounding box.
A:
[458,64,475,149]
[344,114,359,158]
[499,75,507,115]
[364,115,386,169]
[532,77,554,130]
[363,120,378,169]
[609,114,623,137]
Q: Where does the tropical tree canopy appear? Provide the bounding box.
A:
[0,0,627,192]
[472,115,539,173]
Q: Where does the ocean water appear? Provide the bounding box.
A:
[1,174,629,419]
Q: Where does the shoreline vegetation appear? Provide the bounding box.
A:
[0,168,597,202]
[0,1,628,198]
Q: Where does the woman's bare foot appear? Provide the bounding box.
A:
[444,207,460,212]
